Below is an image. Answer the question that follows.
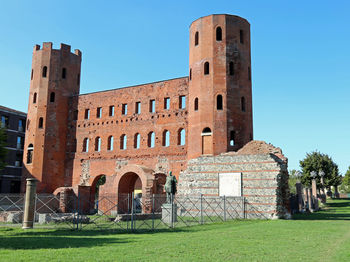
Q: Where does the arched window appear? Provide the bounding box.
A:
[62,68,66,79]
[120,134,127,150]
[204,62,209,75]
[33,93,37,104]
[83,138,89,152]
[38,117,43,128]
[148,132,155,148]
[240,29,244,44]
[230,131,235,146]
[241,97,246,112]
[217,95,223,110]
[31,69,33,80]
[195,31,199,46]
[134,133,140,149]
[189,68,192,80]
[107,136,114,151]
[42,66,47,78]
[216,27,222,41]
[229,62,234,75]
[27,144,34,164]
[178,128,185,146]
[95,137,101,152]
[50,92,55,103]
[26,119,30,130]
[202,127,212,134]
[162,130,170,147]
[194,98,199,111]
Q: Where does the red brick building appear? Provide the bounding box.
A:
[22,14,253,210]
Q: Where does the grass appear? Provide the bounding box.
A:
[0,199,350,261]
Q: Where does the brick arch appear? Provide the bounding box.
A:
[114,164,155,213]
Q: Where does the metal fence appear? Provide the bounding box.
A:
[0,193,255,231]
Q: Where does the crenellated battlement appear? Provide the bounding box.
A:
[33,42,82,57]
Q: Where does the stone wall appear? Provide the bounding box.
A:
[178,142,290,219]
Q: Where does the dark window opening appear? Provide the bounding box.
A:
[109,106,114,116]
[148,132,155,148]
[204,62,209,75]
[179,95,186,109]
[135,102,141,114]
[120,134,127,150]
[230,131,235,146]
[162,130,170,147]
[38,117,44,129]
[31,69,33,80]
[229,62,234,75]
[202,127,212,134]
[248,67,251,81]
[83,138,89,152]
[194,98,198,111]
[164,97,170,110]
[217,95,223,110]
[195,31,199,46]
[62,68,66,79]
[33,93,37,104]
[96,107,102,118]
[149,100,155,113]
[84,109,90,119]
[42,66,47,78]
[134,133,140,149]
[216,27,222,41]
[77,74,80,86]
[189,69,192,80]
[26,119,30,130]
[178,128,185,146]
[107,136,114,151]
[27,144,34,164]
[240,30,244,44]
[95,137,101,152]
[50,92,55,103]
[122,104,127,115]
[241,97,246,112]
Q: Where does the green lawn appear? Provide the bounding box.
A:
[1,199,350,262]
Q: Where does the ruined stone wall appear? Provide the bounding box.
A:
[178,141,290,219]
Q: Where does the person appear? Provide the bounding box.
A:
[164,171,177,203]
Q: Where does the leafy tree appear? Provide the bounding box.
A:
[0,127,7,171]
[340,166,350,193]
[299,151,339,189]
[288,169,298,195]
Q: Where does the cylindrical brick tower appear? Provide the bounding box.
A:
[187,14,253,159]
[22,42,82,193]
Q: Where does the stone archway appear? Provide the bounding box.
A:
[90,174,106,212]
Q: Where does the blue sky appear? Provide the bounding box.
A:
[0,0,349,174]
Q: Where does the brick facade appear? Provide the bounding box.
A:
[21,14,286,217]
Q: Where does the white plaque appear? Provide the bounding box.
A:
[219,172,242,197]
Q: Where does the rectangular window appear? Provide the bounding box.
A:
[135,102,141,114]
[1,115,9,128]
[240,30,244,44]
[179,95,186,109]
[109,105,114,116]
[84,109,90,120]
[164,97,170,110]
[248,67,251,81]
[18,119,24,132]
[17,136,23,149]
[149,99,155,113]
[122,104,128,115]
[96,107,102,118]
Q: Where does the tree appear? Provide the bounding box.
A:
[0,127,7,171]
[299,151,340,189]
[288,169,298,195]
[340,166,350,193]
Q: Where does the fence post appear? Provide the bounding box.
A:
[131,192,134,231]
[77,191,80,230]
[22,178,38,229]
[243,197,246,219]
[200,194,203,224]
[223,195,226,221]
[152,194,155,230]
[127,193,130,230]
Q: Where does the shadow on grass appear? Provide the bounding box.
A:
[293,198,350,221]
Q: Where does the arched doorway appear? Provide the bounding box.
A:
[202,127,213,155]
[118,172,142,213]
[90,175,106,213]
